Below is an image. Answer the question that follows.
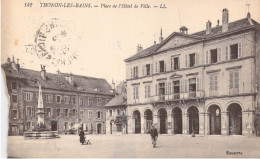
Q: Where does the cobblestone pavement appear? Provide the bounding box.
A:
[7,134,260,158]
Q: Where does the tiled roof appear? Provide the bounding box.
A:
[105,94,126,107]
[125,18,259,62]
[2,63,114,95]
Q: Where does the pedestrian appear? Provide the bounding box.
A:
[85,132,91,145]
[78,127,85,145]
[148,125,158,148]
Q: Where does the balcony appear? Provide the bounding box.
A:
[151,90,205,103]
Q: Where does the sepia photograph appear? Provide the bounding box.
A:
[1,0,260,158]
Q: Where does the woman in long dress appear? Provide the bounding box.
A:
[79,127,85,145]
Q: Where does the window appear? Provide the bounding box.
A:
[71,96,76,105]
[173,80,180,99]
[26,106,32,116]
[230,44,238,60]
[97,98,101,106]
[209,75,218,96]
[171,56,179,70]
[11,82,17,90]
[24,92,33,101]
[88,97,93,106]
[158,83,165,100]
[189,78,196,97]
[64,122,69,130]
[25,121,32,130]
[79,110,84,118]
[79,97,84,106]
[12,109,18,119]
[72,109,77,117]
[56,108,60,116]
[64,96,70,104]
[117,109,120,115]
[133,87,139,100]
[44,94,52,103]
[71,122,76,129]
[97,111,101,119]
[12,95,18,103]
[133,66,139,78]
[210,49,218,64]
[146,64,151,75]
[88,110,93,119]
[56,95,61,103]
[109,110,113,116]
[46,108,52,117]
[229,72,239,95]
[189,53,195,67]
[159,60,165,73]
[64,109,69,117]
[145,85,151,98]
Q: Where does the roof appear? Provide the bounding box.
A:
[125,18,260,62]
[105,94,126,107]
[2,62,114,95]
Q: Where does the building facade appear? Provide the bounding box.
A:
[2,59,115,135]
[124,9,260,136]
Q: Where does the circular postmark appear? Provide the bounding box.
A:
[33,18,78,66]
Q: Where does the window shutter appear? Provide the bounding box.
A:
[155,61,158,73]
[136,67,139,78]
[210,76,213,91]
[130,68,133,78]
[155,84,158,96]
[196,78,200,91]
[186,80,188,93]
[185,55,188,67]
[151,64,153,74]
[51,108,53,116]
[238,42,242,58]
[215,76,218,90]
[144,85,147,98]
[165,83,168,95]
[229,73,234,89]
[218,48,222,62]
[164,61,166,72]
[206,51,209,64]
[171,56,173,70]
[235,72,239,89]
[169,82,172,94]
[195,53,199,66]
[225,46,229,61]
[101,111,103,119]
[144,65,147,76]
[142,66,145,76]
[136,87,139,99]
[180,80,183,93]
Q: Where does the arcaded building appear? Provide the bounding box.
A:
[2,59,115,135]
[124,9,260,136]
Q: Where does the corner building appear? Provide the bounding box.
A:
[124,9,260,136]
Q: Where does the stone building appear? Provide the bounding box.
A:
[105,81,127,134]
[2,58,115,135]
[124,9,260,136]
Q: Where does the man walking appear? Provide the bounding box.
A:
[148,125,158,148]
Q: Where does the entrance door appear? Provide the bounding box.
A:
[97,124,102,134]
[158,108,167,134]
[51,121,58,131]
[133,110,141,134]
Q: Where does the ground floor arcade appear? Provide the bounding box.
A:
[127,96,255,136]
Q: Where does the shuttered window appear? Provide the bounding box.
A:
[229,72,239,94]
[217,48,222,62]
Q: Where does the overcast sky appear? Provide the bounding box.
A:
[2,0,260,86]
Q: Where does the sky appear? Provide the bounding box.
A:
[1,0,260,86]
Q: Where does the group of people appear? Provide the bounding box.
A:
[78,125,159,148]
[78,127,91,145]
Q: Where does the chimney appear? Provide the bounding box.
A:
[217,19,220,27]
[40,65,46,80]
[159,28,163,43]
[154,41,156,45]
[136,44,143,53]
[247,12,251,19]
[65,73,74,85]
[11,56,19,73]
[179,26,188,34]
[222,8,229,33]
[206,20,212,35]
[16,59,20,73]
[111,79,115,90]
[7,57,11,63]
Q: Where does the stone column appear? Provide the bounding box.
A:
[127,116,134,134]
[221,112,229,136]
[141,115,145,134]
[199,113,205,135]
[204,113,210,135]
[242,110,254,136]
[153,115,159,130]
[182,113,189,135]
[167,113,173,134]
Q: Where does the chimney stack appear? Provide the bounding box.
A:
[7,57,10,63]
[222,8,229,33]
[247,12,251,19]
[136,44,143,53]
[179,26,188,34]
[11,56,20,73]
[40,65,46,80]
[217,20,220,26]
[206,20,212,35]
[159,28,163,43]
[111,79,115,90]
